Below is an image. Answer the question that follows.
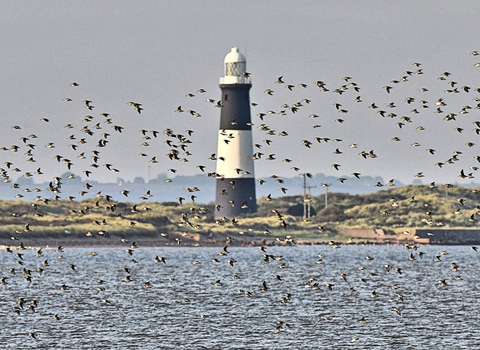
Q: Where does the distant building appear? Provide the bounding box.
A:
[415,229,480,244]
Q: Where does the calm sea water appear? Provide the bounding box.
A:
[1,244,480,349]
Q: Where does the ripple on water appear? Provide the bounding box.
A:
[1,245,480,349]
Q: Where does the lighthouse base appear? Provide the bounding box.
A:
[215,177,257,217]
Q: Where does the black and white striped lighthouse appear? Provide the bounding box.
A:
[215,47,257,217]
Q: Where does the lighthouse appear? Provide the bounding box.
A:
[215,47,257,217]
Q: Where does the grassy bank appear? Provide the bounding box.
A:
[1,184,479,245]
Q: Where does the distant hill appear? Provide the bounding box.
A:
[1,172,400,204]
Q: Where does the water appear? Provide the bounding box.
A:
[1,245,480,349]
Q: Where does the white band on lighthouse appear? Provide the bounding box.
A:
[220,75,250,85]
[216,130,255,179]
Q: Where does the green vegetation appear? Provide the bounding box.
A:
[1,184,479,242]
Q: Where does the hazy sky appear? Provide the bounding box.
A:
[2,1,480,190]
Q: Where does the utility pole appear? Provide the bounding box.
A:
[302,175,307,220]
[445,184,451,197]
[300,174,316,220]
[322,183,331,208]
[305,185,316,219]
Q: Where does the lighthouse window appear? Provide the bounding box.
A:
[225,94,228,101]
[225,62,246,76]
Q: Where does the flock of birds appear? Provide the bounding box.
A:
[2,235,480,344]
[2,50,480,343]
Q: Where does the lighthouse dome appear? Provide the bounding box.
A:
[224,47,246,64]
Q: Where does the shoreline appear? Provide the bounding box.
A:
[1,237,477,249]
